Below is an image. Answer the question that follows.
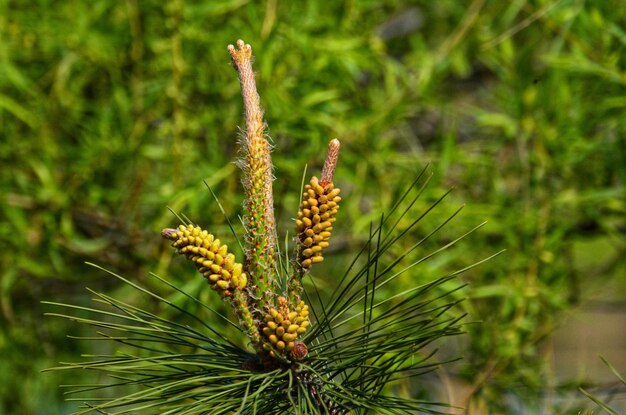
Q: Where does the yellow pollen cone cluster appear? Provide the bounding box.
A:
[296,176,341,269]
[261,300,310,358]
[165,225,247,296]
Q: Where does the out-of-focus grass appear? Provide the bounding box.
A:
[1,1,624,413]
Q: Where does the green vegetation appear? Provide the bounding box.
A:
[580,356,626,415]
[1,1,624,413]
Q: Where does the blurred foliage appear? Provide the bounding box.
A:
[580,356,626,415]
[1,0,625,413]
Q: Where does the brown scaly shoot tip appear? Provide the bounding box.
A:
[227,39,263,136]
[320,139,341,186]
[161,228,178,240]
[227,39,252,63]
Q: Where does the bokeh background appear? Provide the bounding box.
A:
[1,0,625,414]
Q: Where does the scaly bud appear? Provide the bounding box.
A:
[162,224,260,344]
[295,176,341,269]
[163,224,248,296]
[288,140,342,306]
[260,297,310,360]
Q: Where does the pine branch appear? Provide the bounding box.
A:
[45,39,496,415]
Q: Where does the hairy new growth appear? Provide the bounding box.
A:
[228,39,278,314]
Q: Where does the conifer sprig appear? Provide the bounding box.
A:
[46,172,493,414]
[47,39,495,414]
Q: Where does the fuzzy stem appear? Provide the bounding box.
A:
[232,289,260,344]
[320,139,340,186]
[228,40,278,317]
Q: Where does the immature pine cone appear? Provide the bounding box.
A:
[162,225,247,297]
[296,176,341,269]
[261,298,310,359]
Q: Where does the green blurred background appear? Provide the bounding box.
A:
[1,0,625,413]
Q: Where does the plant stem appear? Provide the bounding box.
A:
[228,40,278,316]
